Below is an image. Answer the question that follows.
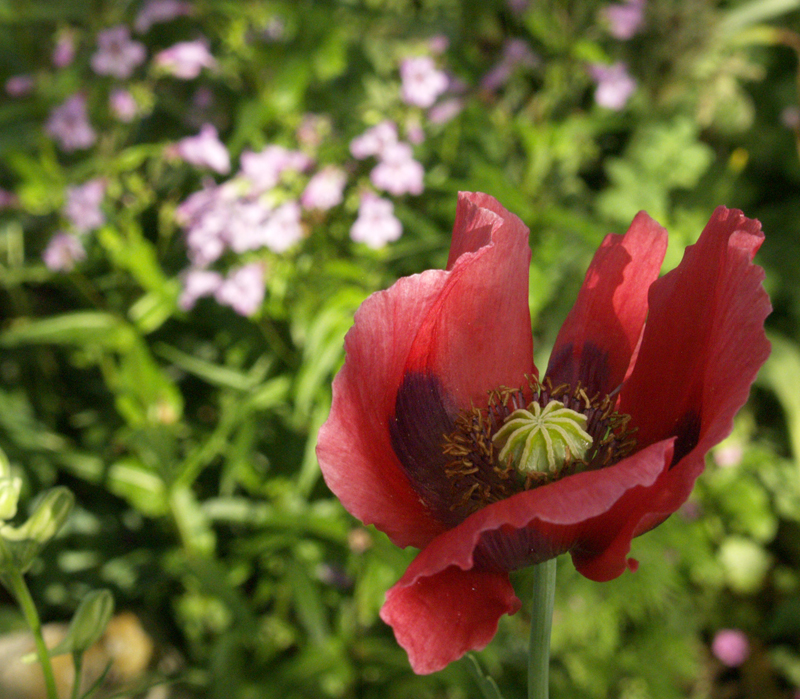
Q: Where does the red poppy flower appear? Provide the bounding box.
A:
[316,192,770,674]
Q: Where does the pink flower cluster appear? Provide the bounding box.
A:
[350,121,424,197]
[42,178,107,272]
[174,137,350,314]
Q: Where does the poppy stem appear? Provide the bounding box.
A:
[528,557,557,699]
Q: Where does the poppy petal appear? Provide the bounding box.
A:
[318,269,452,549]
[380,438,674,672]
[380,567,521,675]
[318,193,534,549]
[547,212,668,397]
[618,207,771,520]
[405,192,535,407]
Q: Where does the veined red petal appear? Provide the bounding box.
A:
[405,192,535,406]
[618,207,771,520]
[318,270,451,549]
[380,567,520,675]
[379,438,674,672]
[547,212,668,397]
[318,193,534,549]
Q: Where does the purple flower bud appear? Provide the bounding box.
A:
[45,94,96,152]
[0,188,18,210]
[91,26,146,79]
[350,193,402,248]
[5,75,34,97]
[52,31,76,68]
[43,233,86,271]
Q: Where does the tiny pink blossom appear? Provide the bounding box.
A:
[481,39,539,92]
[5,75,34,97]
[239,145,311,192]
[110,88,138,122]
[91,26,146,79]
[43,232,86,271]
[712,629,750,667]
[589,62,636,110]
[296,114,331,149]
[225,198,274,253]
[177,182,236,266]
[0,188,18,210]
[350,121,398,160]
[507,0,529,13]
[260,201,303,253]
[350,193,402,248]
[428,97,464,125]
[428,35,450,55]
[370,141,424,196]
[400,56,449,108]
[215,263,265,316]
[45,94,96,151]
[405,121,425,145]
[602,0,646,40]
[714,443,744,468]
[179,268,223,310]
[64,179,106,233]
[301,166,347,211]
[175,124,230,174]
[781,106,800,130]
[52,31,76,68]
[135,0,193,33]
[154,39,216,79]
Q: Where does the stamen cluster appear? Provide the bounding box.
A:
[442,377,637,517]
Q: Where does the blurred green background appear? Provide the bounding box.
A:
[1,0,800,697]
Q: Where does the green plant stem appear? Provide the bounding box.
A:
[71,652,83,699]
[528,558,557,699]
[6,568,60,699]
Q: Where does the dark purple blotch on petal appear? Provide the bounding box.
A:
[390,372,461,526]
[546,341,612,397]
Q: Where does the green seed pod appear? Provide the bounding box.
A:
[49,589,116,656]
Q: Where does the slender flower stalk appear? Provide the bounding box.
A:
[528,559,557,699]
[3,564,59,699]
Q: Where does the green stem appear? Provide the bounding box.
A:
[6,568,60,699]
[528,558,557,699]
[71,652,83,699]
